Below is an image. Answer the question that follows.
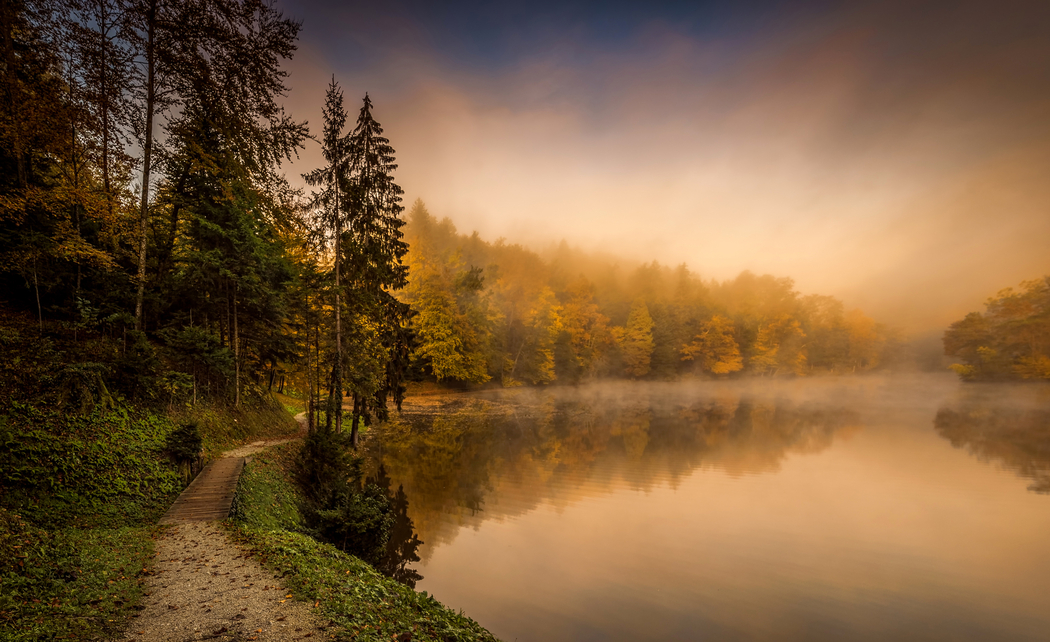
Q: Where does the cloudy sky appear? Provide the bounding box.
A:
[274,0,1050,332]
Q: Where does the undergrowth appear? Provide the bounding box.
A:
[0,309,301,640]
[0,404,182,529]
[229,444,500,642]
[0,509,155,641]
[175,401,300,457]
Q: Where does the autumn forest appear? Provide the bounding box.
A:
[3,0,1049,437]
[3,0,1050,640]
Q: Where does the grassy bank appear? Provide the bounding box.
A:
[0,509,155,641]
[229,444,501,642]
[0,398,299,641]
[0,308,301,639]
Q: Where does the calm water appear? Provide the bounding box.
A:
[365,374,1050,642]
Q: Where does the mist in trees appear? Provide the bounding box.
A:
[943,276,1050,381]
[399,201,901,386]
[6,0,1020,416]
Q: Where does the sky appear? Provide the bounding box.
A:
[274,0,1050,333]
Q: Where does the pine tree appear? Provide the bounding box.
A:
[343,94,410,446]
[303,78,349,432]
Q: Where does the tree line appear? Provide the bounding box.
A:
[0,0,409,436]
[1,0,908,431]
[399,202,901,386]
[943,276,1050,381]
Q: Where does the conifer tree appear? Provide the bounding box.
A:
[304,78,349,432]
[343,94,410,446]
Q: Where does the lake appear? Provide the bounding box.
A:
[365,374,1050,641]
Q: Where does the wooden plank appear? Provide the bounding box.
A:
[160,457,246,523]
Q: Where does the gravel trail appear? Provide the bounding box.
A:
[125,413,323,641]
[124,523,325,641]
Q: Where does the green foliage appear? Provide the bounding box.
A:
[230,444,304,532]
[311,482,394,568]
[230,527,499,642]
[157,324,233,398]
[274,391,306,415]
[0,404,181,528]
[113,330,162,401]
[177,400,300,457]
[0,509,155,642]
[57,361,116,413]
[295,430,396,566]
[0,385,299,639]
[164,421,202,466]
[233,443,471,638]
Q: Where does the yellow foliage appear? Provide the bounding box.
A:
[681,315,743,375]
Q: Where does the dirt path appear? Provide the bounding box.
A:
[123,524,325,641]
[222,412,308,459]
[125,414,323,641]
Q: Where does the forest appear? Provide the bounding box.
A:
[0,0,912,432]
[0,0,409,444]
[399,202,901,387]
[5,0,1050,639]
[943,276,1050,381]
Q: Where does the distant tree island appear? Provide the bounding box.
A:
[944,276,1050,381]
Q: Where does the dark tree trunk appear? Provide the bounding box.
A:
[350,393,361,447]
[233,286,240,407]
[134,0,157,331]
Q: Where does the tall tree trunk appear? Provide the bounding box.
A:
[134,0,157,331]
[325,366,334,432]
[333,180,343,433]
[350,393,360,447]
[1,3,25,188]
[33,255,42,332]
[233,285,240,407]
[313,313,321,431]
[67,53,82,333]
[99,0,113,223]
[306,302,314,431]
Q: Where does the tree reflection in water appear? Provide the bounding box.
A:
[369,466,425,587]
[365,386,862,554]
[935,404,1050,494]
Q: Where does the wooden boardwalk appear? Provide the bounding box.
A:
[160,457,245,523]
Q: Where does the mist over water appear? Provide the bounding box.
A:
[366,375,1050,641]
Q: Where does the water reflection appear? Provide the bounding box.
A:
[366,378,1050,642]
[935,403,1050,494]
[367,386,861,553]
[369,466,426,587]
